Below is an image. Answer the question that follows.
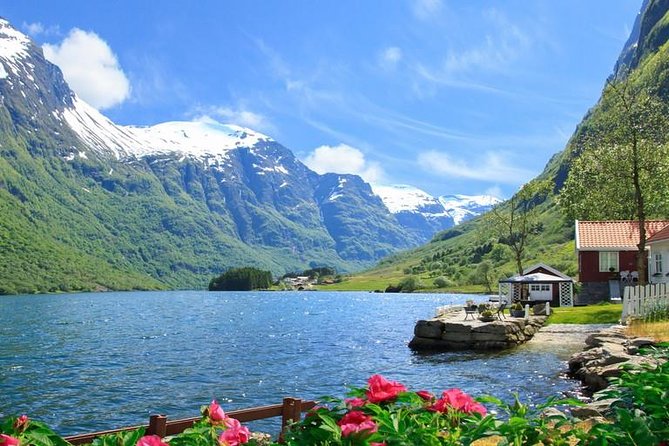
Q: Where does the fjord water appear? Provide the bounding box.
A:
[1,291,584,435]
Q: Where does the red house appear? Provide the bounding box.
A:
[575,220,669,303]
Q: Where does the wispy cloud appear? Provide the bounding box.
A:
[44,28,130,110]
[411,0,443,21]
[378,46,403,70]
[413,8,531,91]
[417,150,535,185]
[302,143,385,184]
[22,21,60,37]
[192,105,276,135]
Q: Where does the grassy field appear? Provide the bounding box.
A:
[546,303,622,325]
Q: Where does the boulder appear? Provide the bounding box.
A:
[414,319,445,339]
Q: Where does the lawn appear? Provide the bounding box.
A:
[547,303,622,325]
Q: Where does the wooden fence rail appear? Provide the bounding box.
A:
[64,397,316,445]
[622,283,669,323]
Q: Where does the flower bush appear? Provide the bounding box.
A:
[2,347,668,446]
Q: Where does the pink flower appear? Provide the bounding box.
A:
[0,435,19,446]
[430,388,486,416]
[13,415,29,431]
[345,397,366,408]
[370,443,387,446]
[218,419,250,446]
[208,400,227,423]
[136,435,168,446]
[337,411,378,438]
[416,390,435,401]
[365,374,407,404]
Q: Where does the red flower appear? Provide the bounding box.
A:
[208,400,227,423]
[13,415,29,431]
[218,418,250,446]
[430,388,486,416]
[345,397,366,408]
[365,374,407,404]
[337,411,378,438]
[0,434,19,446]
[136,435,168,446]
[416,390,435,401]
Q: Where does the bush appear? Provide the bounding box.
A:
[433,276,452,288]
[398,276,423,292]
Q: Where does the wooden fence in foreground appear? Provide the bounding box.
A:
[622,283,669,323]
[64,397,316,445]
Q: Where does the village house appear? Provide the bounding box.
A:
[575,220,669,302]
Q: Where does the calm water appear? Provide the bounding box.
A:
[1,291,585,435]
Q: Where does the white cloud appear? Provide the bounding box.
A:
[417,150,534,185]
[412,0,443,20]
[379,46,403,70]
[43,28,130,110]
[303,144,385,184]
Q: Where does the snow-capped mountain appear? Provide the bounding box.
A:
[439,194,502,225]
[0,18,425,292]
[373,185,500,242]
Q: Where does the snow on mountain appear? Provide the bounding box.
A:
[0,18,32,70]
[373,184,443,214]
[439,194,502,224]
[61,94,273,162]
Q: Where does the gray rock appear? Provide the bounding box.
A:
[414,320,444,339]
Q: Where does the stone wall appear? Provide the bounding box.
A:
[408,316,547,351]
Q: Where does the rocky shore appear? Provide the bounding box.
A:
[408,307,547,351]
[567,325,660,393]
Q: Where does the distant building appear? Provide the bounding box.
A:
[647,225,669,284]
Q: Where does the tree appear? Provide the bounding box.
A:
[209,267,273,291]
[482,179,551,276]
[559,80,669,284]
[474,261,496,293]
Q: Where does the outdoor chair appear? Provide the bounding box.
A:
[495,302,507,320]
[464,305,478,320]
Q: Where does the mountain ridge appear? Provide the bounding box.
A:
[0,18,495,294]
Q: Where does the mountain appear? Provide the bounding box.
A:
[372,185,499,243]
[0,18,429,294]
[345,0,669,291]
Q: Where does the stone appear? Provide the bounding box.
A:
[414,319,444,339]
[628,337,655,347]
[541,407,567,419]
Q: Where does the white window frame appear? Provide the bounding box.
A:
[655,253,663,274]
[599,251,619,272]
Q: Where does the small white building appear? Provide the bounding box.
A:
[647,225,669,284]
[498,263,574,307]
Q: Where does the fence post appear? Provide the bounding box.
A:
[279,397,303,443]
[147,415,167,438]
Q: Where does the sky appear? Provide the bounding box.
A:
[2,0,642,199]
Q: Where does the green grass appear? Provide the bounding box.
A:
[547,303,622,325]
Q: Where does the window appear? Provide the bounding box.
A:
[599,251,619,272]
[655,253,663,274]
[530,284,550,291]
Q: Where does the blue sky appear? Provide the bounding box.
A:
[3,0,641,198]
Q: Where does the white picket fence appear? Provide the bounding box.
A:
[622,283,669,323]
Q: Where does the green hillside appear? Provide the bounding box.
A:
[332,0,669,293]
